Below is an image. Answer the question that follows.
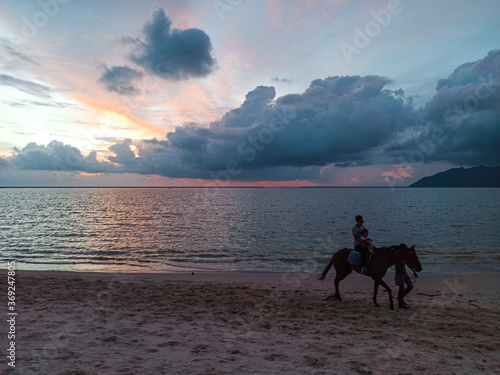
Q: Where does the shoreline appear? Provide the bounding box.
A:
[13,267,500,274]
[14,269,500,307]
[8,270,500,374]
[8,262,500,275]
[13,267,500,277]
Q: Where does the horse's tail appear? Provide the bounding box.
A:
[317,258,333,281]
[317,249,350,281]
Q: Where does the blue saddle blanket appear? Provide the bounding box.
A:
[348,250,360,265]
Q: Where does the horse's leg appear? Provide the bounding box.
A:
[334,274,342,301]
[377,278,394,310]
[334,269,352,301]
[373,279,380,307]
[326,272,343,301]
[325,268,351,302]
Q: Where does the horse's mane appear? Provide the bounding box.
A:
[379,243,407,250]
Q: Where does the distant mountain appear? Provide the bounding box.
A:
[409,166,500,187]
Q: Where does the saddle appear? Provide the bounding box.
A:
[348,250,360,265]
[348,249,374,267]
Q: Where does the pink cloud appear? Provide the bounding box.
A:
[318,164,414,186]
[381,165,413,180]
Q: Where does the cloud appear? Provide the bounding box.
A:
[271,77,294,84]
[404,49,500,166]
[3,100,78,109]
[129,7,217,80]
[4,50,500,183]
[9,141,118,173]
[98,65,143,96]
[211,86,278,129]
[423,50,500,122]
[1,75,418,181]
[0,38,40,66]
[98,6,217,92]
[0,74,52,99]
[68,75,416,181]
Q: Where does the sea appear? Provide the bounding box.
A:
[1,187,499,274]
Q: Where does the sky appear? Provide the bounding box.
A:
[0,0,499,187]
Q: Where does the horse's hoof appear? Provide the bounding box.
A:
[390,305,394,310]
[317,274,325,281]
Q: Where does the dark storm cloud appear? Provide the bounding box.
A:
[211,86,278,129]
[128,6,216,80]
[98,65,143,96]
[423,49,500,123]
[5,50,500,181]
[95,76,417,180]
[10,141,118,173]
[0,74,52,99]
[98,7,217,93]
[401,49,500,166]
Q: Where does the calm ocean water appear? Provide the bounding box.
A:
[0,188,499,274]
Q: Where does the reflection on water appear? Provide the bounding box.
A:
[0,187,499,273]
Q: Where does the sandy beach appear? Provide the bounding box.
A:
[5,270,500,374]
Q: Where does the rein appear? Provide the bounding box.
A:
[409,266,419,283]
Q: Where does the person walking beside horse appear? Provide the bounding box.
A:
[395,261,415,309]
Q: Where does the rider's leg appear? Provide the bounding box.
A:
[361,245,371,274]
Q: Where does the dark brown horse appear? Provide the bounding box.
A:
[317,244,422,310]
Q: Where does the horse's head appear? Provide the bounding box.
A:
[405,245,422,273]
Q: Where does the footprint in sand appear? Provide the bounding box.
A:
[302,355,328,368]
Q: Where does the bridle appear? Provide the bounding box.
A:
[409,266,419,283]
[407,248,420,283]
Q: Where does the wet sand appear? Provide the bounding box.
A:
[6,271,500,374]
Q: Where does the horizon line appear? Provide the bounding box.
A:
[0,185,411,189]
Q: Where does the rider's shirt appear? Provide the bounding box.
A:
[352,224,366,247]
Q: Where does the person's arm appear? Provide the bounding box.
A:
[353,231,364,244]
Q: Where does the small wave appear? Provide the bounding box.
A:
[11,259,148,267]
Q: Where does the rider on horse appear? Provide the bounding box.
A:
[352,215,372,274]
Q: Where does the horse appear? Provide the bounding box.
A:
[317,244,422,310]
